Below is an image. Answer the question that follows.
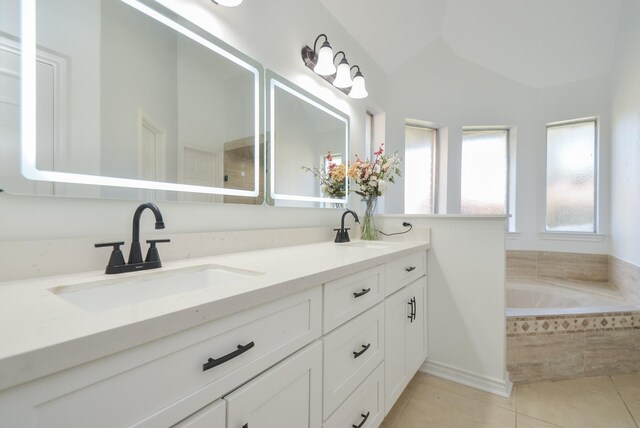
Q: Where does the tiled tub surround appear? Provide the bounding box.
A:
[507,250,609,282]
[506,251,640,383]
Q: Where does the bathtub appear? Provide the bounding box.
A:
[506,278,638,317]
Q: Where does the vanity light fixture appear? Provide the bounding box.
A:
[211,0,244,6]
[348,65,368,99]
[332,51,353,89]
[301,34,368,99]
[306,34,336,76]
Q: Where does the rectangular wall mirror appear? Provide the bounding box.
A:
[0,0,263,204]
[266,71,349,208]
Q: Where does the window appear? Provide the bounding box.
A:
[404,125,437,214]
[546,119,597,232]
[461,129,509,215]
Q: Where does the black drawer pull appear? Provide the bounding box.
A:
[405,266,416,272]
[353,343,371,359]
[352,411,370,428]
[353,288,371,298]
[242,424,248,428]
[407,297,416,321]
[202,342,255,372]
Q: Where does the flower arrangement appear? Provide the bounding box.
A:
[347,143,401,198]
[347,144,401,240]
[301,152,347,199]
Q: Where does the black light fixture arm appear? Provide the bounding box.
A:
[313,33,330,54]
[350,64,363,77]
[334,50,347,63]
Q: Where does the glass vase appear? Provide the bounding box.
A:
[361,197,379,241]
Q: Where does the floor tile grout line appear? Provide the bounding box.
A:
[609,375,640,428]
[385,382,418,427]
[515,411,565,428]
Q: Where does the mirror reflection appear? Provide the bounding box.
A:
[0,0,262,204]
[268,73,349,208]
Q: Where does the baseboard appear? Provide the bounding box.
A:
[420,360,513,398]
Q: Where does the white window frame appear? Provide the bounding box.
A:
[461,127,512,228]
[404,123,439,215]
[544,117,599,234]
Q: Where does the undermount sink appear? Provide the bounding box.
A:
[49,264,263,312]
[339,241,394,250]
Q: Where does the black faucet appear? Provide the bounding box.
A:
[334,209,360,243]
[128,202,165,264]
[95,203,170,274]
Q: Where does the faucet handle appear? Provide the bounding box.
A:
[94,241,125,248]
[145,239,171,263]
[94,241,126,272]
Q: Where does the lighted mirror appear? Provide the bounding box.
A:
[0,0,263,204]
[267,71,349,208]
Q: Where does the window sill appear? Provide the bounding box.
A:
[538,232,605,242]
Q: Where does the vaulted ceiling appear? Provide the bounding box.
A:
[318,0,624,88]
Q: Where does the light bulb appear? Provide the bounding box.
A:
[333,60,353,88]
[211,0,243,6]
[349,72,368,99]
[314,42,336,76]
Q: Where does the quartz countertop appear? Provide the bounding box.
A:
[0,239,429,391]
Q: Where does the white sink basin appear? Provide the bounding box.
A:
[339,241,394,250]
[50,264,263,311]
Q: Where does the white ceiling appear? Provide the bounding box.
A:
[319,0,624,88]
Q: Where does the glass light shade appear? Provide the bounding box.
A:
[333,61,353,88]
[349,73,368,99]
[212,0,243,6]
[314,43,336,75]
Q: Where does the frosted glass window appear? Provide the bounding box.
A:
[461,130,508,214]
[546,120,597,232]
[404,126,436,214]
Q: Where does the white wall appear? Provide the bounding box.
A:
[378,215,511,397]
[0,0,388,244]
[610,0,640,267]
[383,38,612,254]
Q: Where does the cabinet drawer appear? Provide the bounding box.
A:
[322,303,384,419]
[0,287,322,428]
[385,251,426,296]
[323,362,384,428]
[173,399,225,428]
[324,265,384,333]
[225,341,322,428]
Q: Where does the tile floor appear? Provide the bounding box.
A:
[381,372,640,428]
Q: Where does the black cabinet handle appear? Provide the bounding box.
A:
[411,297,416,321]
[353,288,371,298]
[407,299,414,323]
[352,411,370,428]
[202,342,255,372]
[405,266,416,272]
[242,424,248,428]
[353,343,371,359]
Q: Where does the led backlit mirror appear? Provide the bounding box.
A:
[0,0,263,203]
[267,71,349,208]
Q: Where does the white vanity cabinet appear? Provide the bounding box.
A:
[0,287,322,428]
[224,341,322,428]
[384,276,428,414]
[173,400,226,428]
[0,244,430,428]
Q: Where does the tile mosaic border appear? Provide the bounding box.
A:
[507,311,640,336]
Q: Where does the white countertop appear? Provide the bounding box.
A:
[0,239,429,391]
